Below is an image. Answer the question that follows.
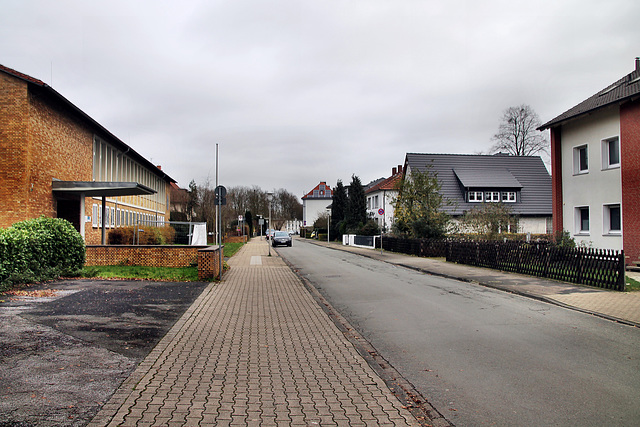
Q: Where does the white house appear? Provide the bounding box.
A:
[538,58,640,263]
[403,153,553,234]
[365,165,403,232]
[302,181,333,227]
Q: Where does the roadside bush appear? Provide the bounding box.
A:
[0,217,85,291]
[358,219,380,236]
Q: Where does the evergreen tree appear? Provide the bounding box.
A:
[186,179,199,221]
[330,180,347,240]
[244,210,254,237]
[345,175,367,233]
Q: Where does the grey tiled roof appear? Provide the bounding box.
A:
[404,153,551,216]
[453,168,522,189]
[539,61,640,130]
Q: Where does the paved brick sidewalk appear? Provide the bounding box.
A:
[89,239,421,426]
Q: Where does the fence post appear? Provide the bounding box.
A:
[617,250,626,291]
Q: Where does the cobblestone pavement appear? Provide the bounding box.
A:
[89,239,422,426]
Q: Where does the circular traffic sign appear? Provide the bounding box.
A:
[378,208,385,215]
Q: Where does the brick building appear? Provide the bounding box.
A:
[539,58,640,264]
[0,63,175,244]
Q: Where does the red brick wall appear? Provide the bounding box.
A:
[224,235,248,243]
[550,127,563,236]
[0,73,30,228]
[197,246,223,280]
[621,99,640,264]
[86,245,207,268]
[27,90,93,219]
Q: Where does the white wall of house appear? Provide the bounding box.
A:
[367,189,398,232]
[303,198,332,227]
[560,107,623,250]
[450,216,550,235]
[517,217,551,234]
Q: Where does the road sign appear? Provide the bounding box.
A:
[378,208,385,215]
[214,185,227,205]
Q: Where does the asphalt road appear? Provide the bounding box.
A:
[278,238,640,426]
[0,279,209,426]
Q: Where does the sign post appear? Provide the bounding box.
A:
[215,185,227,280]
[378,208,384,255]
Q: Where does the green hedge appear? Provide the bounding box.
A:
[0,217,85,291]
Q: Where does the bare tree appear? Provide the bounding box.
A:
[491,104,548,156]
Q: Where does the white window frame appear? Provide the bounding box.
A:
[603,204,621,235]
[485,191,500,202]
[573,144,589,175]
[92,204,99,228]
[468,191,483,202]
[601,136,620,170]
[502,191,516,202]
[575,206,590,235]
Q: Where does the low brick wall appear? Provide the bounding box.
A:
[86,245,208,268]
[224,235,247,243]
[198,246,223,280]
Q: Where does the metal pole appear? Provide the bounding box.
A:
[216,143,223,281]
[327,211,330,243]
[267,192,273,256]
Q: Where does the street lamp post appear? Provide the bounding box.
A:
[326,208,331,244]
[267,191,273,256]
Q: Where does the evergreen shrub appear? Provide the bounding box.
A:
[0,217,85,291]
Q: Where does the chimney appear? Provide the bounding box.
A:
[397,165,403,174]
[392,167,397,175]
[157,165,162,170]
[636,57,640,71]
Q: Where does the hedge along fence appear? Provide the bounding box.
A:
[0,217,85,291]
[381,236,451,258]
[381,236,625,291]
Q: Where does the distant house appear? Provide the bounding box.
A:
[538,58,640,263]
[0,63,175,244]
[302,181,333,227]
[403,153,552,234]
[365,165,403,232]
[169,182,190,221]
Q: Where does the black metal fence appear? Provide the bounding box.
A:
[381,237,626,291]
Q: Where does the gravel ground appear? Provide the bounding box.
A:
[0,279,209,426]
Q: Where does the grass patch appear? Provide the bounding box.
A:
[223,241,245,258]
[82,265,199,281]
[625,275,640,292]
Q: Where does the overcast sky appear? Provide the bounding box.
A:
[2,0,639,199]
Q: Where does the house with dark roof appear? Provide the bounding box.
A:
[403,153,552,234]
[365,165,403,232]
[301,181,333,227]
[538,58,640,263]
[0,63,176,244]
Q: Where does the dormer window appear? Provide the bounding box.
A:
[485,191,500,202]
[502,191,516,202]
[468,191,483,202]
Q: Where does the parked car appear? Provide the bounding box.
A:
[272,231,292,247]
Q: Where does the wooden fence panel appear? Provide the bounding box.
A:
[379,237,625,291]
